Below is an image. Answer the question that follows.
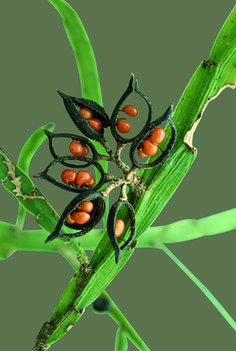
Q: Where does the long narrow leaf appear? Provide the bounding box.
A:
[160,243,236,331]
[48,0,102,105]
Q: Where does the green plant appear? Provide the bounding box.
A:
[1,1,236,350]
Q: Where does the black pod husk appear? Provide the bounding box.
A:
[57,90,110,140]
[45,191,105,242]
[107,200,136,264]
[129,104,176,168]
[110,75,153,144]
[43,130,98,167]
[34,155,106,192]
[92,296,111,314]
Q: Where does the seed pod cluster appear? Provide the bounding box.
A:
[35,76,176,263]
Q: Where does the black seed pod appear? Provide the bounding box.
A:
[34,155,106,192]
[129,105,176,168]
[57,90,110,140]
[110,75,152,144]
[43,130,98,167]
[107,200,136,264]
[92,296,110,314]
[45,190,105,242]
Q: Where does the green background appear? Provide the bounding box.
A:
[0,0,236,350]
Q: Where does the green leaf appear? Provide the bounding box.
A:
[0,147,59,233]
[48,0,102,105]
[129,5,236,240]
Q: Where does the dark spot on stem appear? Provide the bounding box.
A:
[203,60,218,68]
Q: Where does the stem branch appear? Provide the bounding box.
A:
[159,243,236,331]
[101,291,151,351]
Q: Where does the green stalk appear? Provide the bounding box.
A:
[139,208,236,245]
[0,223,103,260]
[16,122,55,230]
[0,221,82,271]
[17,123,55,174]
[1,208,235,259]
[102,292,150,351]
[48,0,102,105]
[159,243,236,331]
[115,328,128,351]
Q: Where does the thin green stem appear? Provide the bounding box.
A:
[0,224,103,255]
[0,222,82,270]
[17,123,55,175]
[48,0,102,105]
[15,205,27,232]
[115,327,128,351]
[139,208,236,246]
[101,291,150,351]
[158,243,236,331]
[16,122,55,230]
[1,208,236,259]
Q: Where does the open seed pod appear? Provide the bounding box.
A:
[45,190,106,242]
[34,155,106,192]
[57,90,110,140]
[43,130,98,167]
[129,104,176,168]
[110,75,152,144]
[107,200,136,264]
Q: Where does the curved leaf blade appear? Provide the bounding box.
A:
[48,0,102,105]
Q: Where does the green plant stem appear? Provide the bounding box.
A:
[15,122,55,231]
[1,208,236,259]
[0,223,103,258]
[48,0,102,105]
[15,205,27,232]
[115,327,128,351]
[101,291,150,351]
[0,221,82,270]
[138,208,236,245]
[158,243,236,331]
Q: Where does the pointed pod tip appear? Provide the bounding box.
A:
[164,104,174,119]
[115,251,121,265]
[56,90,68,100]
[168,104,174,112]
[45,231,58,243]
